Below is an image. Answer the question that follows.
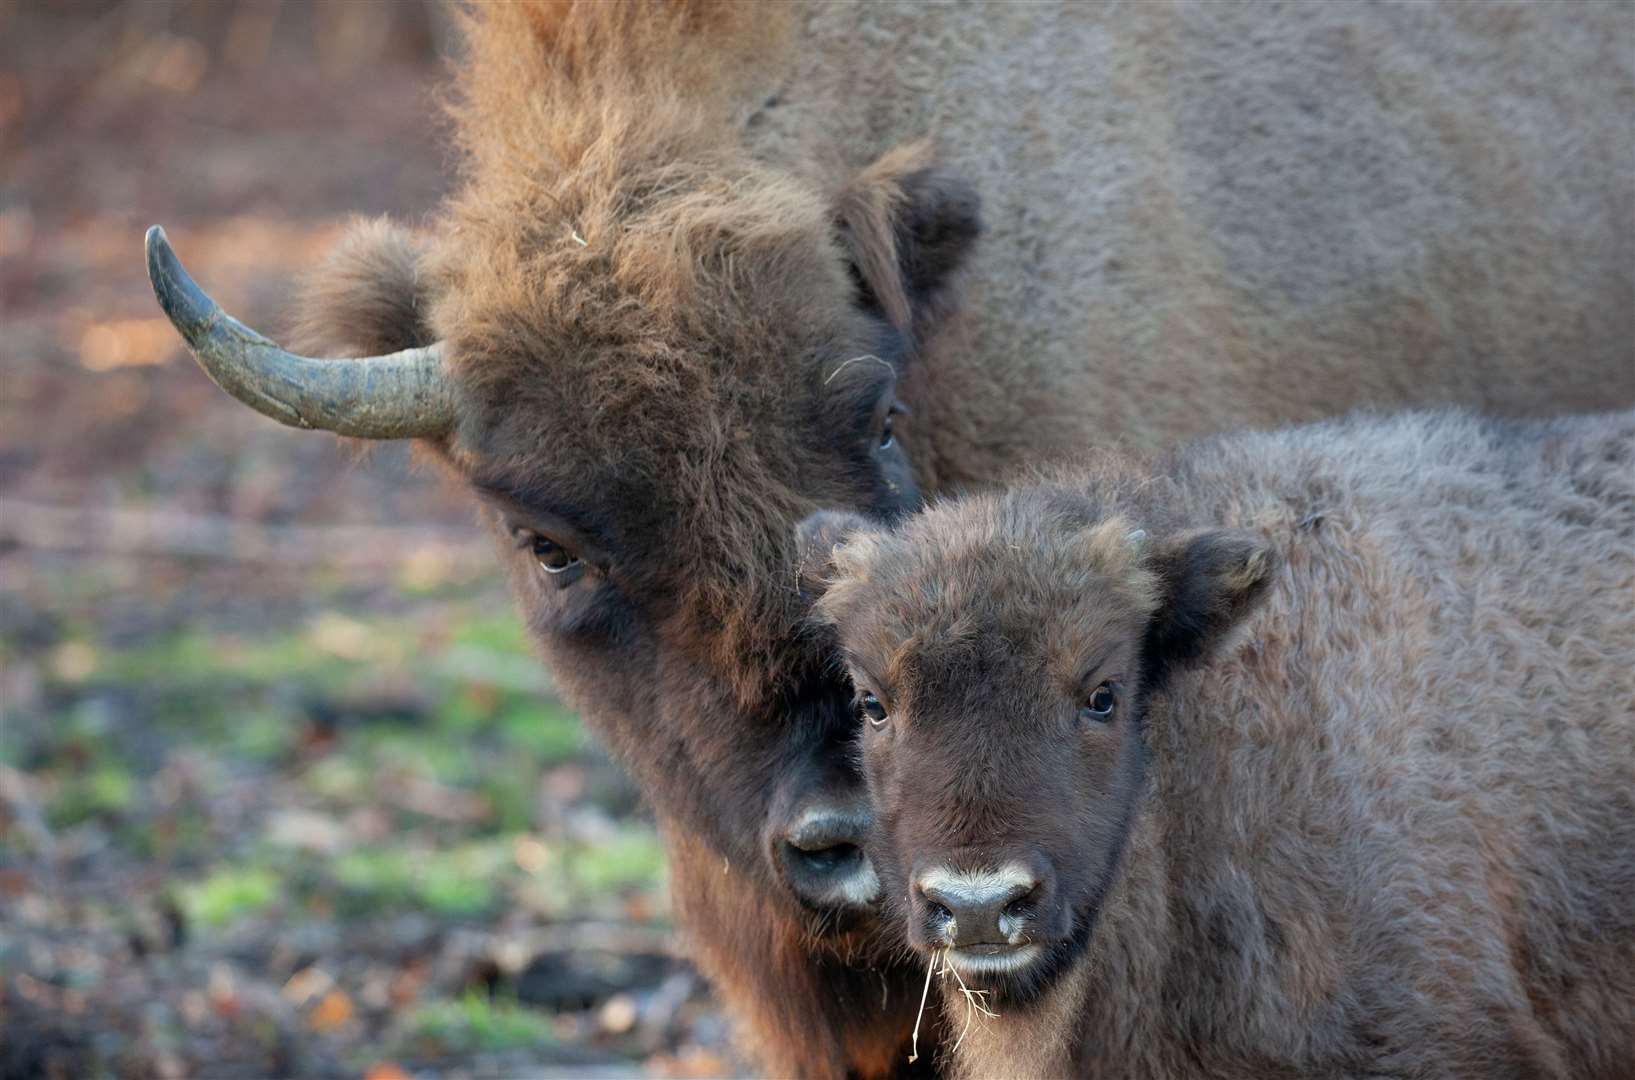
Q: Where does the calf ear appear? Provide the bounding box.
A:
[292,217,435,357]
[794,509,877,600]
[835,141,982,340]
[1143,530,1277,681]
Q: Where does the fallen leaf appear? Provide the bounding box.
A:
[49,641,97,682]
[389,961,427,1008]
[363,1064,412,1080]
[308,612,376,660]
[512,834,550,875]
[208,964,240,1020]
[598,993,638,1035]
[647,1047,732,1078]
[267,810,348,856]
[282,965,335,1008]
[308,989,354,1032]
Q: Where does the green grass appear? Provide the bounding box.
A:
[39,699,142,827]
[87,612,427,701]
[567,830,666,897]
[303,754,369,802]
[180,866,281,926]
[448,614,532,656]
[479,760,540,834]
[330,841,510,917]
[96,628,337,688]
[47,761,137,827]
[25,601,663,929]
[226,707,300,763]
[404,991,556,1055]
[353,728,478,784]
[494,701,582,762]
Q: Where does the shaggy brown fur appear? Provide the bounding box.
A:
[278,3,1635,1075]
[807,408,1635,1079]
[754,2,1635,487]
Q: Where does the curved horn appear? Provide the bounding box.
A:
[145,225,455,439]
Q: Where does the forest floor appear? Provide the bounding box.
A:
[2,4,735,1077]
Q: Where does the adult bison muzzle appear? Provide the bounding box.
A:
[143,1,1634,1076]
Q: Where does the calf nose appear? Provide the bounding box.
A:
[776,805,881,909]
[916,867,1040,947]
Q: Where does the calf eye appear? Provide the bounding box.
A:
[1081,681,1116,722]
[858,692,889,729]
[878,402,906,450]
[532,535,580,575]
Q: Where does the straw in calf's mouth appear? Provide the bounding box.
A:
[907,948,1000,1064]
[907,950,935,1064]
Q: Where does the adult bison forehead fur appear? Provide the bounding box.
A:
[432,174,905,689]
[298,6,977,707]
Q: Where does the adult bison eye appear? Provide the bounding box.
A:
[1081,681,1116,722]
[858,692,889,729]
[531,535,580,575]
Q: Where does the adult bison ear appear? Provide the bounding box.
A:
[292,217,436,357]
[794,509,877,601]
[1142,530,1278,684]
[835,141,982,340]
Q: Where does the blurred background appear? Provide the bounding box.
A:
[1,3,731,1077]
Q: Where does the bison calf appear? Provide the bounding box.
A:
[800,408,1635,1079]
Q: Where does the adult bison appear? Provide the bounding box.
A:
[802,408,1635,1079]
[145,2,1634,1076]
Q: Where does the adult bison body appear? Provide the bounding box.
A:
[146,2,1634,1075]
[805,408,1635,1079]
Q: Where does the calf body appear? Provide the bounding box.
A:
[808,410,1635,1078]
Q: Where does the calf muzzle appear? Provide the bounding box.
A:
[911,860,1051,953]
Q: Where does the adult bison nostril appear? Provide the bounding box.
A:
[778,839,880,909]
[775,808,880,909]
[785,839,862,875]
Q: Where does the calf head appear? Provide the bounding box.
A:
[144,0,981,959]
[799,491,1275,1002]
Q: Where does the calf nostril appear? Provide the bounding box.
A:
[1003,886,1038,920]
